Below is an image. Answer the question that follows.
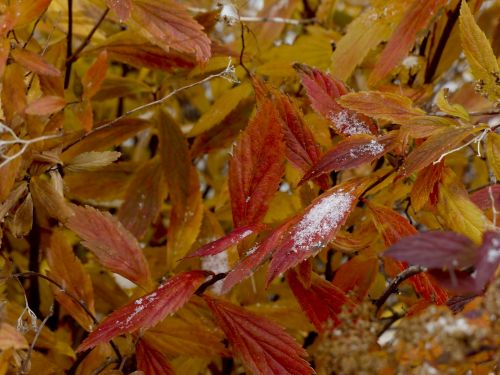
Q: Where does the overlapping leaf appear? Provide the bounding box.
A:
[229,98,285,227]
[204,296,314,375]
[136,339,175,375]
[77,271,208,352]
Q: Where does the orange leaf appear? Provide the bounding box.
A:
[287,269,351,331]
[46,230,95,331]
[369,0,448,85]
[131,0,211,62]
[66,205,151,287]
[158,111,203,265]
[294,63,377,136]
[11,48,60,76]
[410,161,445,210]
[401,126,483,177]
[338,91,426,123]
[12,0,51,29]
[82,50,108,100]
[229,98,285,227]
[118,157,167,239]
[136,339,175,375]
[76,271,208,352]
[332,256,379,303]
[106,0,132,22]
[300,133,395,183]
[25,96,66,116]
[204,296,314,375]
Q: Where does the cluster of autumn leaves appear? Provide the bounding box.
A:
[0,0,500,374]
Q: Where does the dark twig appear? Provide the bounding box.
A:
[64,0,73,89]
[195,273,228,296]
[374,265,425,312]
[239,22,251,77]
[23,10,47,48]
[67,8,109,63]
[27,216,41,318]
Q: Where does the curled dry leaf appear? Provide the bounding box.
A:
[77,271,208,352]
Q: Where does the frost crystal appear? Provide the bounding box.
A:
[328,110,370,135]
[486,238,500,263]
[291,192,355,252]
[202,251,229,294]
[349,140,384,158]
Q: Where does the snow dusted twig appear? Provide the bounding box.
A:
[0,122,61,169]
[70,59,238,146]
[433,128,490,165]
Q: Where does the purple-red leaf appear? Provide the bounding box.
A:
[229,98,285,227]
[77,271,208,352]
[204,296,314,375]
[385,231,476,270]
[300,133,394,183]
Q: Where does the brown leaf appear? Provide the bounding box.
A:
[136,339,175,375]
[118,157,167,239]
[47,230,95,331]
[158,111,203,265]
[205,296,314,375]
[106,0,132,22]
[30,176,74,222]
[66,205,151,287]
[131,0,211,62]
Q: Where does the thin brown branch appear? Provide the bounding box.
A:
[374,265,426,312]
[64,0,73,89]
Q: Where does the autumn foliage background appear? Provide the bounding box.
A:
[0,0,500,374]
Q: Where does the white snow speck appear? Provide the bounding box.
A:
[328,110,370,135]
[291,192,355,252]
[402,56,419,69]
[202,251,230,295]
[486,238,500,263]
[349,140,384,158]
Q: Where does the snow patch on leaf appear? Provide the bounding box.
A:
[292,191,355,253]
[328,110,370,135]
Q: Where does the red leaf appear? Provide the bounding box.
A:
[287,269,351,331]
[368,0,448,85]
[274,90,329,189]
[204,296,314,375]
[77,271,208,352]
[221,220,296,294]
[82,50,108,100]
[25,95,66,116]
[186,224,264,258]
[470,184,500,211]
[410,161,445,210]
[132,0,211,62]
[385,231,476,269]
[294,63,377,136]
[229,98,285,227]
[106,0,132,22]
[266,179,367,285]
[11,48,60,76]
[66,205,151,287]
[136,339,175,375]
[300,133,395,183]
[472,231,500,290]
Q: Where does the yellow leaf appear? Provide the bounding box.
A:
[188,82,252,136]
[486,132,500,180]
[459,0,500,101]
[436,168,489,243]
[435,89,470,121]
